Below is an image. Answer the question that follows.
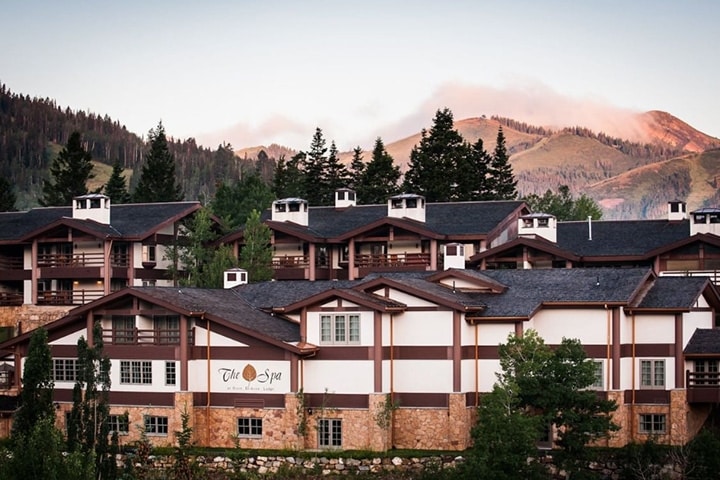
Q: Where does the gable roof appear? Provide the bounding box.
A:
[684,328,720,356]
[630,276,720,311]
[0,201,201,243]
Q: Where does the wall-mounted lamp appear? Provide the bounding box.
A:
[307,408,313,415]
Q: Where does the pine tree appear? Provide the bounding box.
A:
[349,146,365,190]
[454,137,491,201]
[211,169,274,229]
[273,153,306,199]
[239,209,273,282]
[103,161,131,204]
[358,137,400,204]
[132,122,183,203]
[302,128,329,205]
[323,140,350,199]
[40,131,95,206]
[12,328,55,438]
[488,126,518,200]
[0,176,17,211]
[402,108,466,202]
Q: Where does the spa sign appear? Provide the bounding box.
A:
[214,361,290,393]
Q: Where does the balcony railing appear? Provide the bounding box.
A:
[101,328,194,346]
[355,252,431,269]
[0,292,23,306]
[37,289,104,305]
[0,257,23,270]
[661,270,720,285]
[38,252,108,268]
[687,371,720,386]
[272,255,309,268]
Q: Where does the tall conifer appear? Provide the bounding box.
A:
[40,131,95,206]
[132,122,183,203]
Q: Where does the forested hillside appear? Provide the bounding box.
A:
[0,84,274,208]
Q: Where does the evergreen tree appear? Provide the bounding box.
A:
[323,140,351,197]
[402,108,466,202]
[103,161,131,204]
[302,128,329,205]
[0,176,17,211]
[211,169,274,230]
[523,185,603,220]
[239,209,273,282]
[348,146,365,190]
[358,137,400,204]
[487,126,518,200]
[40,131,95,206]
[12,328,55,438]
[132,122,183,203]
[453,138,491,201]
[169,207,221,287]
[273,152,306,199]
[67,322,113,479]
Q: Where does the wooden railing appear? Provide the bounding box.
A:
[355,252,431,268]
[687,371,720,386]
[0,257,23,270]
[661,270,720,285]
[101,328,194,346]
[0,292,23,306]
[272,255,309,268]
[37,289,104,305]
[38,252,108,267]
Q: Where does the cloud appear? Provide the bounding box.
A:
[380,81,651,144]
[196,115,310,150]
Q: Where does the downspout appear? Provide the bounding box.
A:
[474,323,479,407]
[390,313,395,449]
[206,317,211,446]
[631,312,636,440]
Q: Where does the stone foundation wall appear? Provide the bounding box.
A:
[0,305,72,332]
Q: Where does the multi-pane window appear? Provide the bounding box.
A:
[694,360,719,385]
[120,360,152,385]
[237,418,263,438]
[639,414,666,434]
[591,360,604,389]
[165,361,176,386]
[640,360,665,389]
[112,315,135,344]
[144,415,168,435]
[108,414,129,435]
[52,359,78,382]
[318,419,342,448]
[320,315,360,344]
[154,315,180,344]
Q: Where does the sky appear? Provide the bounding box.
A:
[2,0,719,151]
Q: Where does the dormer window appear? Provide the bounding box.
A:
[538,218,549,228]
[289,202,301,212]
[523,218,533,228]
[90,197,101,209]
[694,214,706,224]
[77,198,87,209]
[711,213,720,224]
[406,198,417,208]
[275,203,287,213]
[391,198,403,209]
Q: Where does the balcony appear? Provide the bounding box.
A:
[0,292,23,306]
[101,328,195,346]
[686,371,720,403]
[355,252,431,275]
[272,255,309,280]
[37,289,104,306]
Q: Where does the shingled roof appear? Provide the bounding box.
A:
[256,200,526,240]
[0,201,201,242]
[684,329,720,356]
[633,276,712,309]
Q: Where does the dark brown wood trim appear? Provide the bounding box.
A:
[612,307,620,390]
[383,346,450,360]
[453,311,461,392]
[394,392,449,408]
[304,393,369,409]
[675,313,684,388]
[620,344,674,357]
[313,347,373,361]
[189,346,288,361]
[374,311,382,393]
[623,389,670,405]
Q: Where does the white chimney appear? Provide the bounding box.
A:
[387,194,426,223]
[518,213,557,243]
[271,198,309,226]
[668,200,687,221]
[73,194,111,224]
[335,188,356,208]
[690,208,720,236]
[442,243,465,270]
[224,268,248,288]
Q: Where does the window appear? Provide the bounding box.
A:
[112,315,135,344]
[154,315,180,344]
[237,418,263,438]
[694,360,719,385]
[591,360,604,389]
[538,218,549,227]
[120,360,152,385]
[275,203,287,212]
[639,414,666,434]
[52,358,78,382]
[108,414,129,435]
[318,419,342,448]
[165,361,176,386]
[320,314,360,344]
[391,198,403,209]
[142,280,156,287]
[142,245,156,262]
[406,198,417,208]
[144,415,168,435]
[640,360,665,389]
[711,213,720,224]
[694,214,706,224]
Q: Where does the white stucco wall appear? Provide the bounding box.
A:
[302,360,374,394]
[188,359,291,394]
[384,311,453,346]
[531,308,608,345]
[385,360,453,392]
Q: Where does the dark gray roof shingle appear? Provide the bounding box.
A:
[684,329,720,355]
[635,277,709,309]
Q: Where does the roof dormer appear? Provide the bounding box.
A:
[271,198,309,226]
[387,193,426,223]
[668,200,687,221]
[224,268,248,289]
[73,194,111,224]
[690,207,720,236]
[335,188,356,208]
[442,243,466,270]
[518,213,557,243]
